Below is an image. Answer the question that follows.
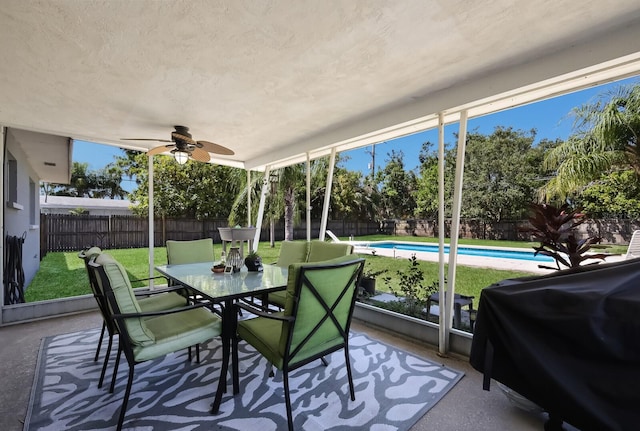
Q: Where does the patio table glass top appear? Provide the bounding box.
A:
[154,262,288,300]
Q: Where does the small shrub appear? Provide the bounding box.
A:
[383,254,438,318]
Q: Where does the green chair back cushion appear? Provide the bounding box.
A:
[275,241,309,267]
[166,238,215,265]
[95,253,155,346]
[280,255,362,364]
[306,241,353,262]
[78,246,102,261]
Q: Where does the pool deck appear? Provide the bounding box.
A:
[352,241,624,274]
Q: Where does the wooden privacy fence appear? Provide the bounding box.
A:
[40,214,639,257]
[39,214,381,256]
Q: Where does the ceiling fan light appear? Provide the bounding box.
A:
[174,151,189,165]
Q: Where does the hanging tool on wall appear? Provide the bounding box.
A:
[4,232,26,305]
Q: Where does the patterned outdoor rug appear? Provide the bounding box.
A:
[25,328,463,430]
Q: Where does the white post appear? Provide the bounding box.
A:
[445,110,469,349]
[253,166,270,252]
[247,170,251,226]
[437,112,447,355]
[319,148,336,240]
[148,155,155,288]
[306,153,311,241]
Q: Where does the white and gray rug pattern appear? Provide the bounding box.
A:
[26,328,463,430]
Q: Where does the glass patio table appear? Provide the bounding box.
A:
[154,262,288,414]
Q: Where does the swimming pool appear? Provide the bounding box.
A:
[370,241,554,262]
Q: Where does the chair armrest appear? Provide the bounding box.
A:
[236,302,294,322]
[133,285,187,297]
[112,301,213,319]
[129,275,166,283]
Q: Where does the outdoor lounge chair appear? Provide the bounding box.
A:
[235,255,365,431]
[625,230,640,259]
[79,247,187,388]
[90,253,222,431]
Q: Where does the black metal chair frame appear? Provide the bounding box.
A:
[235,258,364,431]
[81,250,190,388]
[90,259,221,431]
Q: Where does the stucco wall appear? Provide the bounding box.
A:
[4,132,40,287]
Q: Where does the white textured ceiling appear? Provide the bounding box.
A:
[2,0,640,174]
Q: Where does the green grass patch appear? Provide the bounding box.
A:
[357,252,530,300]
[27,238,625,304]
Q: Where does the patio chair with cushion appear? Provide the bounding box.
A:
[236,255,365,431]
[166,238,215,265]
[79,247,187,388]
[268,240,354,309]
[90,253,222,431]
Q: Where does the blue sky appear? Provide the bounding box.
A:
[74,76,640,189]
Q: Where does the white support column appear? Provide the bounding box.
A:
[148,155,155,288]
[253,165,271,252]
[247,170,251,226]
[444,110,469,350]
[437,113,447,355]
[306,153,311,241]
[319,148,336,240]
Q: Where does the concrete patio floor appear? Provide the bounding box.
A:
[0,311,557,431]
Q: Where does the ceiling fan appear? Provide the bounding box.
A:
[121,125,234,164]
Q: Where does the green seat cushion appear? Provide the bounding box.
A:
[134,307,222,362]
[95,253,155,346]
[306,241,353,262]
[138,292,187,312]
[275,241,309,267]
[237,314,285,368]
[166,239,215,265]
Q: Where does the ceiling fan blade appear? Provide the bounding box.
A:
[197,140,235,156]
[147,145,175,156]
[120,138,173,142]
[190,147,211,163]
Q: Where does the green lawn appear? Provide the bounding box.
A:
[25,239,539,303]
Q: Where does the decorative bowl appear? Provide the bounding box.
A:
[211,265,226,273]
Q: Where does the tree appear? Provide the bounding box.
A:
[574,170,640,218]
[118,151,242,219]
[542,83,640,199]
[377,150,417,219]
[414,142,456,219]
[460,127,548,222]
[44,161,127,199]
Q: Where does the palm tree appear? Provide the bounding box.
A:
[229,161,327,242]
[541,83,640,200]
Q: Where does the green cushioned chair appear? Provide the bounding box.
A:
[90,254,222,431]
[268,240,354,309]
[237,255,365,431]
[166,238,215,265]
[80,248,188,389]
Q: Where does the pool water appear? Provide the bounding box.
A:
[371,241,554,262]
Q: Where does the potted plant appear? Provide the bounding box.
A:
[359,264,387,296]
[244,250,263,272]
